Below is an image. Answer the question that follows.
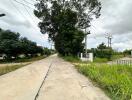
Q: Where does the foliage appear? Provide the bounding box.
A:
[20,37,44,57]
[94,57,108,63]
[62,55,81,63]
[34,0,101,56]
[76,64,132,100]
[0,28,45,60]
[123,49,132,56]
[91,43,113,60]
[43,47,52,56]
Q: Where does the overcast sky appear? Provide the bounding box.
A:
[0,0,131,51]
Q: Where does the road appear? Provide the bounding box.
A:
[0,54,110,100]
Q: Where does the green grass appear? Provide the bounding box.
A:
[111,55,124,60]
[94,55,124,63]
[94,58,108,63]
[62,56,81,63]
[0,64,29,76]
[76,64,132,100]
[0,56,46,64]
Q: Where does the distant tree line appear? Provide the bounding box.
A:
[0,28,52,60]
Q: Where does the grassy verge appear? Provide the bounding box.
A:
[0,55,48,75]
[76,64,132,100]
[61,56,81,63]
[111,55,124,60]
[0,55,46,64]
[94,55,124,63]
[0,64,29,76]
[94,58,108,63]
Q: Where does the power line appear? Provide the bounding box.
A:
[12,0,35,9]
[10,0,29,22]
[23,0,34,6]
[10,0,38,30]
[22,0,36,23]
[22,0,38,29]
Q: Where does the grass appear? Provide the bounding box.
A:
[0,55,47,75]
[0,55,46,64]
[94,55,124,63]
[0,64,29,76]
[76,64,132,100]
[62,56,81,63]
[111,55,124,60]
[94,57,108,63]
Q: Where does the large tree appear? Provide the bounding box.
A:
[34,0,101,56]
[0,30,21,59]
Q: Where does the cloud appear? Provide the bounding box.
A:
[103,0,132,35]
[88,0,132,51]
[0,0,50,48]
[0,0,132,50]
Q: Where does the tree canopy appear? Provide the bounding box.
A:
[0,28,44,59]
[34,0,101,56]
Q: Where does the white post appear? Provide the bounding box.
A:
[131,51,132,57]
[80,53,83,59]
[89,53,93,62]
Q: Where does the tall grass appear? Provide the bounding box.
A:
[94,58,108,63]
[76,64,132,100]
[0,64,28,76]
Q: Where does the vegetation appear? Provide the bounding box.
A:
[76,64,132,100]
[123,49,132,56]
[93,57,108,63]
[0,28,44,60]
[0,64,29,76]
[62,55,81,63]
[91,43,113,60]
[34,0,101,56]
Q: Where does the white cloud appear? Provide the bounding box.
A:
[0,0,50,48]
[0,0,132,51]
[88,0,132,51]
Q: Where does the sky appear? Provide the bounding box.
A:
[0,0,132,51]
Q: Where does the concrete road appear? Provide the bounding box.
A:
[0,55,54,100]
[0,54,110,100]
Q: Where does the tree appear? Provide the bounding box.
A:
[123,49,131,56]
[20,37,44,57]
[93,43,113,60]
[0,29,45,60]
[97,42,107,50]
[34,0,101,56]
[0,30,21,59]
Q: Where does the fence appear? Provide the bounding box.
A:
[113,60,132,66]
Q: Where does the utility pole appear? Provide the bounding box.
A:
[105,33,112,48]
